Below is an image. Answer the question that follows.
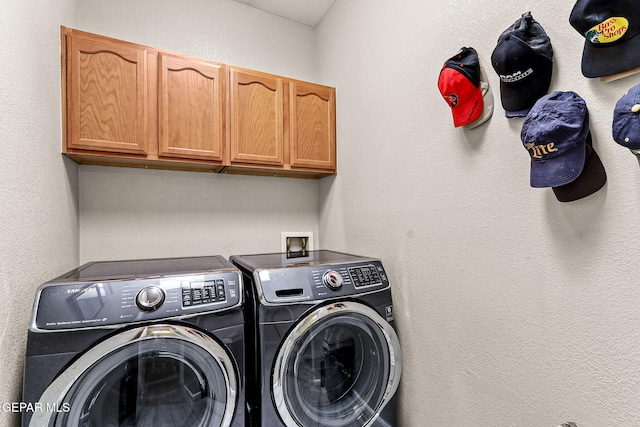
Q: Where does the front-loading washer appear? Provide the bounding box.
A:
[230,250,402,427]
[22,256,245,427]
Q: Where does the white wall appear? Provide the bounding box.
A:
[317,1,640,426]
[0,1,79,426]
[77,0,318,81]
[79,167,319,261]
[76,0,321,262]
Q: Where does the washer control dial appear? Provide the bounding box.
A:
[136,285,165,311]
[322,270,344,290]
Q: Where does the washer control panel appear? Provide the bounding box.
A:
[34,271,241,330]
[181,279,227,307]
[256,260,389,304]
[347,264,382,288]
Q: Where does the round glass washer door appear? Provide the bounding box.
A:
[30,324,238,427]
[273,301,402,427]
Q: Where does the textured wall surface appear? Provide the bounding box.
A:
[79,167,319,261]
[317,1,640,426]
[0,1,79,426]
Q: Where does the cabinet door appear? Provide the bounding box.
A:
[229,68,284,166]
[158,53,224,161]
[66,34,148,154]
[289,82,336,171]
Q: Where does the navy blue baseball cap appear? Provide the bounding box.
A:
[612,83,640,154]
[570,0,640,78]
[491,12,553,117]
[521,91,589,188]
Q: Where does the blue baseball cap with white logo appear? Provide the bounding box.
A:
[520,91,589,188]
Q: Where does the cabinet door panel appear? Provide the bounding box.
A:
[229,68,284,166]
[290,82,336,171]
[67,35,148,154]
[158,54,224,161]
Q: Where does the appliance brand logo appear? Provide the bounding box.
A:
[66,287,98,294]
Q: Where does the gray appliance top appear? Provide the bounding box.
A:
[49,256,235,283]
[229,250,375,270]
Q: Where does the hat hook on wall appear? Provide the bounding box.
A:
[600,66,640,83]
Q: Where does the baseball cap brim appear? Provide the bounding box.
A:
[530,130,587,188]
[581,32,640,78]
[552,133,606,201]
[463,65,494,129]
[451,88,483,127]
[438,64,484,128]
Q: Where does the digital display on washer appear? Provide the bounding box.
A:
[348,265,382,288]
[182,279,227,306]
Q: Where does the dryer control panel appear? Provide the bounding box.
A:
[256,260,389,304]
[33,271,242,331]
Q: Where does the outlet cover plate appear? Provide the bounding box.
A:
[281,231,314,253]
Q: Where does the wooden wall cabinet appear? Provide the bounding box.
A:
[229,67,285,167]
[289,80,336,171]
[62,27,336,178]
[158,53,225,162]
[65,32,149,156]
[224,67,337,177]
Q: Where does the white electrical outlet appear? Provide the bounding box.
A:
[281,232,314,254]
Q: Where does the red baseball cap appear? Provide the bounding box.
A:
[438,47,484,127]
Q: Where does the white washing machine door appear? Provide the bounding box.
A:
[273,301,402,427]
[30,324,237,427]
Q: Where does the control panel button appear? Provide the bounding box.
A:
[348,265,382,288]
[181,279,227,307]
[322,270,344,290]
[136,286,165,311]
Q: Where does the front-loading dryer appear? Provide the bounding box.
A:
[230,250,402,427]
[22,256,246,427]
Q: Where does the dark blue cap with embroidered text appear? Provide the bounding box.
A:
[612,83,640,154]
[570,0,640,78]
[491,12,553,118]
[521,91,589,188]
